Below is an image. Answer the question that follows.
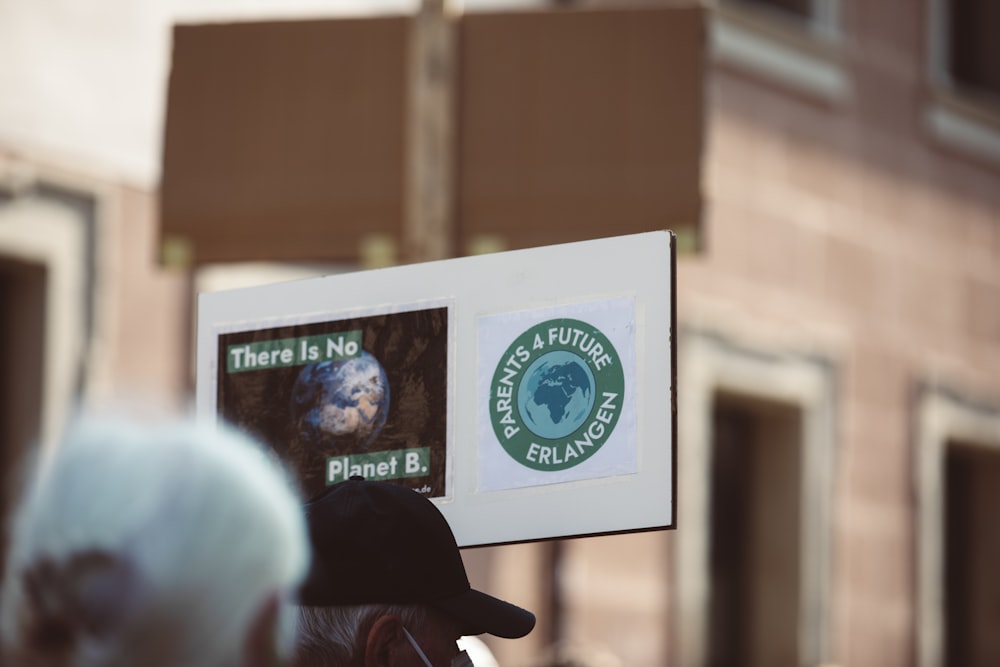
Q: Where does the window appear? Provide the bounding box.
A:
[713,0,848,103]
[709,395,803,667]
[0,258,46,473]
[915,386,1000,667]
[0,181,97,584]
[946,0,1000,100]
[0,190,91,448]
[675,331,836,667]
[926,0,1000,165]
[944,441,1000,666]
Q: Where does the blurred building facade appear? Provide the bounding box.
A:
[1,1,999,667]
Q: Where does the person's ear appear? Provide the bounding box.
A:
[364,613,405,667]
[242,591,281,667]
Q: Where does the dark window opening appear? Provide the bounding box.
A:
[708,394,802,667]
[944,440,1000,667]
[948,0,1000,99]
[0,257,47,585]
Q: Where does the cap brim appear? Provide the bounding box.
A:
[432,588,536,639]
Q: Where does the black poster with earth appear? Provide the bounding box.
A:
[216,306,449,501]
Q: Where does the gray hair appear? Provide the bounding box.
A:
[293,603,430,667]
[0,413,309,667]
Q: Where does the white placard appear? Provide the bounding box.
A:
[197,230,676,546]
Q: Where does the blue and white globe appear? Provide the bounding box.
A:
[517,351,595,440]
[291,352,390,453]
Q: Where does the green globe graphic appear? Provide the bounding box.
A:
[517,350,596,440]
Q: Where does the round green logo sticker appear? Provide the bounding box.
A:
[489,318,624,471]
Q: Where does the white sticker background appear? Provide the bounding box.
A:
[477,297,638,492]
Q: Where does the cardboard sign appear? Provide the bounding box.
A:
[161,7,704,263]
[197,231,676,545]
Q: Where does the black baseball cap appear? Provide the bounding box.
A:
[298,478,536,639]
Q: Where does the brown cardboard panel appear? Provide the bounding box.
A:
[160,7,705,264]
[457,7,704,253]
[160,17,408,263]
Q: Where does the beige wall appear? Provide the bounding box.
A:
[109,187,190,403]
[477,2,1000,664]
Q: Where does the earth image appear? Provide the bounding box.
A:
[517,350,595,440]
[290,352,390,454]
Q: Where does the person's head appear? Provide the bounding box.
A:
[292,478,535,667]
[295,603,461,667]
[0,412,310,667]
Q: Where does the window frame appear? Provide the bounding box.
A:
[915,384,1000,667]
[712,0,849,105]
[0,163,106,451]
[675,329,837,667]
[924,0,1000,166]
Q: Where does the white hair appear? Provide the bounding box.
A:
[0,413,309,667]
[293,603,429,667]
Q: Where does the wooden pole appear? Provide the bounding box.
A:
[402,0,457,263]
